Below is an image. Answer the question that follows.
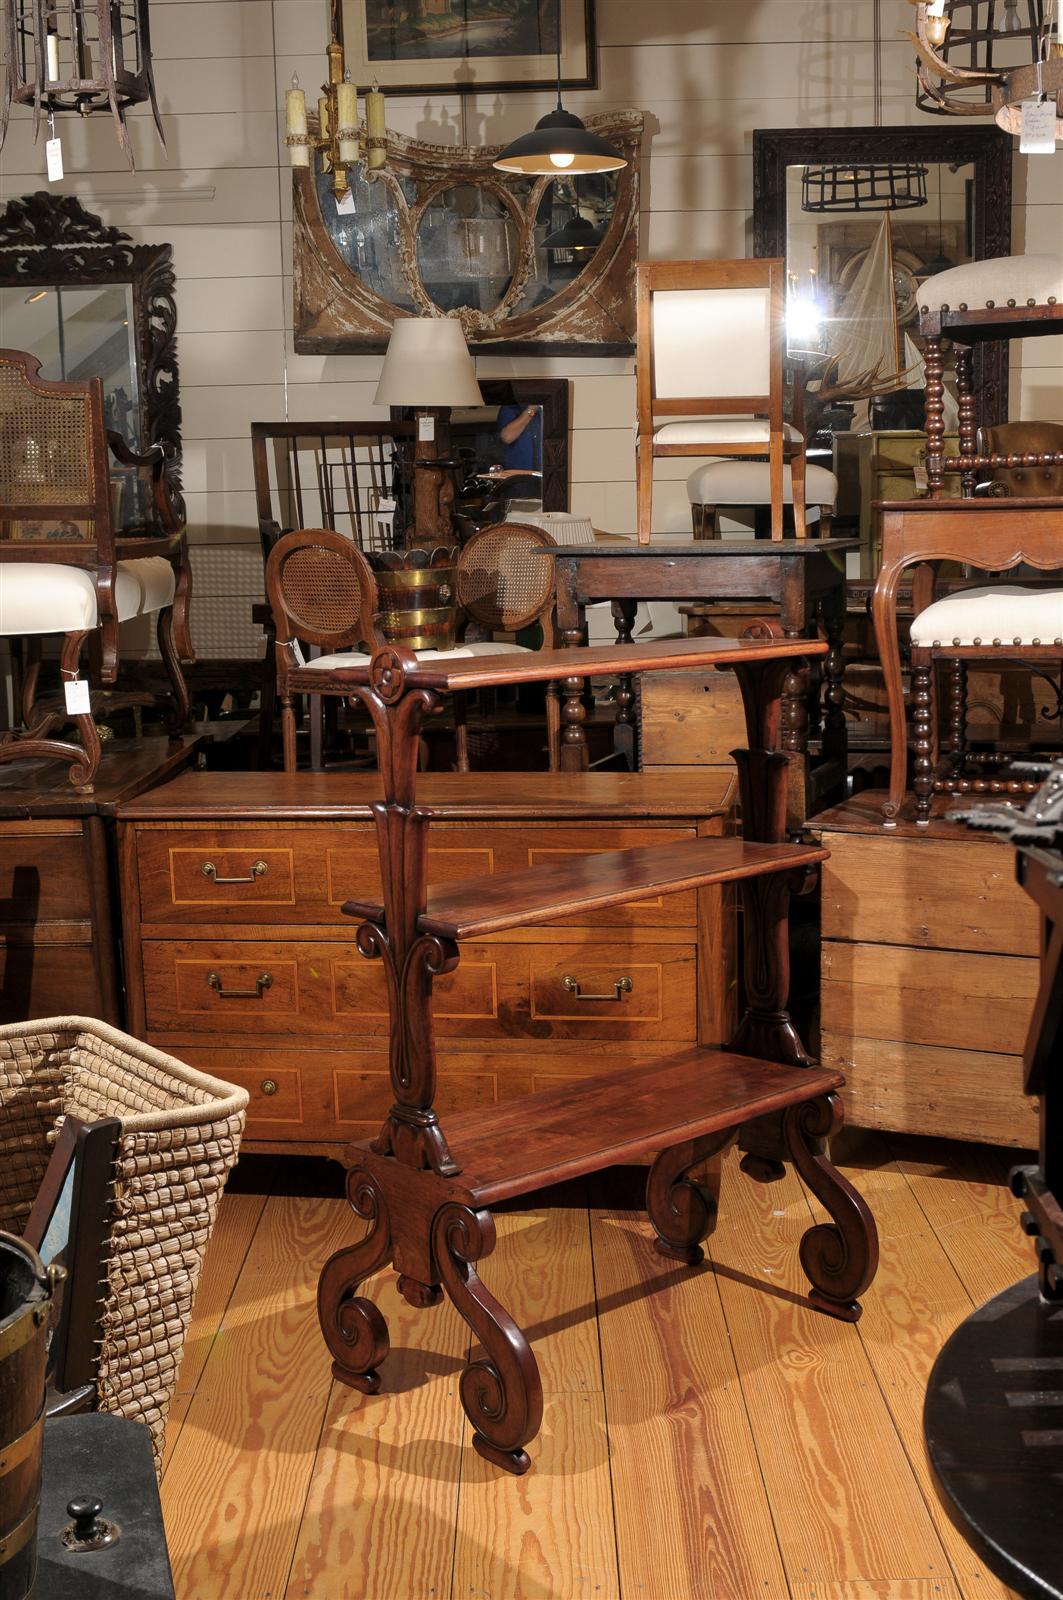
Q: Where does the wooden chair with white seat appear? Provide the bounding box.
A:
[0,348,192,790]
[635,259,808,544]
[265,524,560,773]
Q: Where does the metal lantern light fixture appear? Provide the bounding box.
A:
[804,0,931,215]
[910,0,1063,133]
[493,0,625,176]
[0,0,164,169]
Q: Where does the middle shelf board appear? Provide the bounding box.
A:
[343,836,828,941]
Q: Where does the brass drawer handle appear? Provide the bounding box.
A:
[562,975,632,1003]
[260,1079,278,1096]
[207,970,273,999]
[201,859,268,885]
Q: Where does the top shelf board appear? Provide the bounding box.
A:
[330,634,828,695]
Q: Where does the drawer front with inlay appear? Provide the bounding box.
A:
[140,937,696,1044]
[134,823,699,929]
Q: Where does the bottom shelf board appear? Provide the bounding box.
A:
[431,1046,844,1204]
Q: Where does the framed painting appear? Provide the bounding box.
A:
[340,0,597,95]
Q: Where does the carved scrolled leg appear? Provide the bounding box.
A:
[782,1094,879,1322]
[157,605,191,733]
[433,1202,543,1475]
[317,1167,393,1394]
[647,1129,736,1263]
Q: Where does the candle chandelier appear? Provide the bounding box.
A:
[910,0,1063,133]
[0,0,164,169]
[285,32,387,202]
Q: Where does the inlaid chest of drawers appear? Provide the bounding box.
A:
[116,770,737,1156]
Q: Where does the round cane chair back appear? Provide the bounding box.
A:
[456,522,556,636]
[266,528,381,651]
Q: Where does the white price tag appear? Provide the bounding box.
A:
[63,677,91,714]
[417,414,435,442]
[336,189,356,215]
[1020,98,1058,154]
[46,137,64,182]
[927,0,947,13]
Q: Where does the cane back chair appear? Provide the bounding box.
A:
[266,522,560,773]
[635,258,808,543]
[0,349,192,788]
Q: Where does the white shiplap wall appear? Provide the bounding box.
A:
[1,0,1060,625]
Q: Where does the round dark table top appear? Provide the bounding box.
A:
[925,1272,1063,1600]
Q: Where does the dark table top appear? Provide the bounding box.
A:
[551,539,861,557]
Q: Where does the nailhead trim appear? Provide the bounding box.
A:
[973,637,982,645]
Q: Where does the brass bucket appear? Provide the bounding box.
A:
[374,552,458,652]
[0,1233,57,1600]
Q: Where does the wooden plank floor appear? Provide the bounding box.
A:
[161,1134,1033,1600]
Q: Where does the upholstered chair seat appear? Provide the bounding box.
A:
[0,557,176,634]
[919,255,1063,313]
[306,641,529,673]
[654,419,804,447]
[687,460,838,507]
[910,585,1063,649]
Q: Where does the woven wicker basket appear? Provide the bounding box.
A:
[0,1017,248,1470]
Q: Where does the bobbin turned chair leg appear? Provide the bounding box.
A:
[911,649,935,825]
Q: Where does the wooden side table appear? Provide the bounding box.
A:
[315,635,878,1476]
[870,498,1063,825]
[551,539,857,821]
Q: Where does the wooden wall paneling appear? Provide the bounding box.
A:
[821,1035,1039,1148]
[821,943,1038,1057]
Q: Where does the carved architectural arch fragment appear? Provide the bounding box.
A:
[293,112,643,355]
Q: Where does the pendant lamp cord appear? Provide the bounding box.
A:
[873,0,882,127]
[555,0,563,108]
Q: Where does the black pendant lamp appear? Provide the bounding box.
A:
[493,0,626,176]
[544,212,604,251]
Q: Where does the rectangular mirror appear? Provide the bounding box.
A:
[0,282,141,449]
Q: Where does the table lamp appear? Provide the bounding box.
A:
[375,317,483,548]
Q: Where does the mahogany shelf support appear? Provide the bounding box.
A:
[433,1202,544,1476]
[782,1093,880,1322]
[647,1128,736,1264]
[317,1165,393,1393]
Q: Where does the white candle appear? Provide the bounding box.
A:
[366,82,386,170]
[46,30,60,82]
[285,74,310,169]
[336,76,359,166]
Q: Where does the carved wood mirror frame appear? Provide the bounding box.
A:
[293,112,643,356]
[752,125,1014,427]
[0,191,183,515]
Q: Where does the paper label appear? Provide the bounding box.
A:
[336,189,356,215]
[46,137,64,182]
[1020,98,1058,154]
[64,677,91,714]
[417,415,435,441]
[927,0,946,13]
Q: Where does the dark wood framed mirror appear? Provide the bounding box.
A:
[753,126,1013,425]
[0,191,183,526]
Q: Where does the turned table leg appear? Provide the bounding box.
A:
[555,558,590,773]
[611,598,639,770]
[956,347,977,498]
[924,334,947,499]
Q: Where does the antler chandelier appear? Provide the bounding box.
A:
[910,0,1063,135]
[0,0,164,170]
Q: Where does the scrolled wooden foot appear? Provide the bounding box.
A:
[782,1094,879,1322]
[317,1166,393,1393]
[646,1130,735,1263]
[433,1202,543,1475]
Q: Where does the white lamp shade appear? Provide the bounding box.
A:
[374,317,484,408]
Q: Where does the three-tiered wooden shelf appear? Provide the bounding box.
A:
[317,634,879,1475]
